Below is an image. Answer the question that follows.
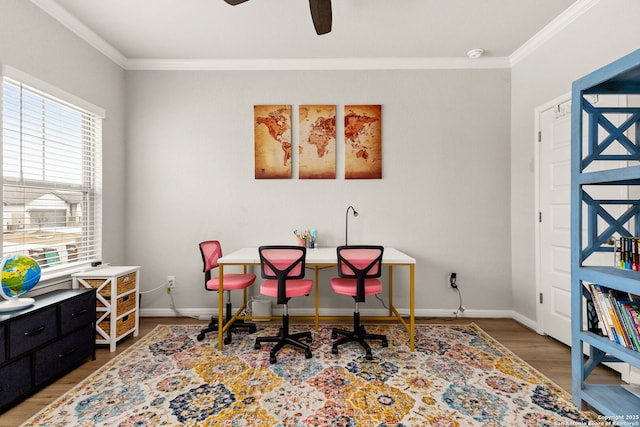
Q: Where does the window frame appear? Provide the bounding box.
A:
[1,65,104,284]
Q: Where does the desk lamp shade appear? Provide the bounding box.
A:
[0,255,41,311]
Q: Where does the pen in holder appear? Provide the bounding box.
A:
[293,229,318,249]
[307,229,318,249]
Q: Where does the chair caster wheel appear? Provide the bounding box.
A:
[365,353,373,361]
[224,337,232,345]
[382,340,388,347]
[249,325,257,333]
[305,350,312,359]
[269,354,277,364]
[254,342,261,350]
[332,347,338,355]
[306,336,313,343]
[331,331,337,339]
[197,333,205,341]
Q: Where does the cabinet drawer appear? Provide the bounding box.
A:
[0,357,31,409]
[34,324,94,386]
[59,291,96,335]
[97,312,135,339]
[116,272,137,295]
[82,271,137,297]
[9,307,57,359]
[96,291,137,316]
[0,325,5,363]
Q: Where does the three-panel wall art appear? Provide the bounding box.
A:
[254,105,382,179]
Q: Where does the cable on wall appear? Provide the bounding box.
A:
[139,279,200,320]
[453,286,465,318]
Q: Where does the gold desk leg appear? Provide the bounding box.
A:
[410,264,415,351]
[315,266,320,331]
[218,265,225,350]
[243,265,248,308]
[388,265,393,317]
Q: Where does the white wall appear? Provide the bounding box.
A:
[0,0,126,267]
[510,0,640,320]
[125,69,512,317]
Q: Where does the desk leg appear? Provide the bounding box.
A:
[410,264,415,352]
[218,265,225,350]
[314,266,320,331]
[243,265,248,309]
[388,266,393,317]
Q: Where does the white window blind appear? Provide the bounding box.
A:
[1,75,102,276]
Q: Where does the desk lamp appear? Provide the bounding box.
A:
[345,205,359,245]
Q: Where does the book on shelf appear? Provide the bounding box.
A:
[583,282,640,351]
[585,282,611,338]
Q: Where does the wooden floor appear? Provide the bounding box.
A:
[1,317,622,426]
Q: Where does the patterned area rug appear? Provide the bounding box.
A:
[24,323,598,426]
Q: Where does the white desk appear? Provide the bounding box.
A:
[217,247,416,351]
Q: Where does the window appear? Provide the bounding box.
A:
[1,69,103,278]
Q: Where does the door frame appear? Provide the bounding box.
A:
[534,91,571,336]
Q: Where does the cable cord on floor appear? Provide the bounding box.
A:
[453,286,465,318]
[138,280,199,320]
[241,296,260,316]
[168,290,199,319]
[375,294,389,310]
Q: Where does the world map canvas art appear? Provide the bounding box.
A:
[298,105,336,179]
[254,105,292,179]
[344,105,382,179]
[254,104,382,179]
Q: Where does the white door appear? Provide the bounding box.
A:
[538,98,573,345]
[538,95,627,346]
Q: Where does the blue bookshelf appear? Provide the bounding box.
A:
[571,49,640,419]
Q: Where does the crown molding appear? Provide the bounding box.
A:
[33,0,595,72]
[30,0,128,68]
[125,56,511,71]
[509,0,600,66]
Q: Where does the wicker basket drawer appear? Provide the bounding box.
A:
[96,313,136,339]
[96,292,137,316]
[84,271,137,297]
[116,273,137,294]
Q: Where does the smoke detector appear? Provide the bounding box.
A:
[467,48,485,59]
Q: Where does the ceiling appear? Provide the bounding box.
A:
[31,0,584,70]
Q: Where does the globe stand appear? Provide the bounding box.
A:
[0,296,35,312]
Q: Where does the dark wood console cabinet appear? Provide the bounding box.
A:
[0,288,96,411]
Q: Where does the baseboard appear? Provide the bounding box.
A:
[139,307,531,324]
[510,310,537,331]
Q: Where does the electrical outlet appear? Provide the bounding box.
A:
[167,275,175,288]
[448,272,457,288]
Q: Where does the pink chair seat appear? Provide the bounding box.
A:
[330,277,382,297]
[206,273,256,291]
[261,279,313,298]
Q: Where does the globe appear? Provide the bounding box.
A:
[0,255,41,311]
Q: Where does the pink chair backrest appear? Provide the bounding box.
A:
[337,245,384,303]
[259,245,307,305]
[259,246,306,279]
[200,240,223,272]
[337,246,384,278]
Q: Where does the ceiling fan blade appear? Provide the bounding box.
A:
[224,0,250,5]
[309,0,332,35]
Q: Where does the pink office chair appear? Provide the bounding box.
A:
[254,245,314,364]
[330,245,388,360]
[197,240,257,343]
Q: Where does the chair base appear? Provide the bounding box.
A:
[197,302,256,344]
[254,314,312,364]
[331,312,388,360]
